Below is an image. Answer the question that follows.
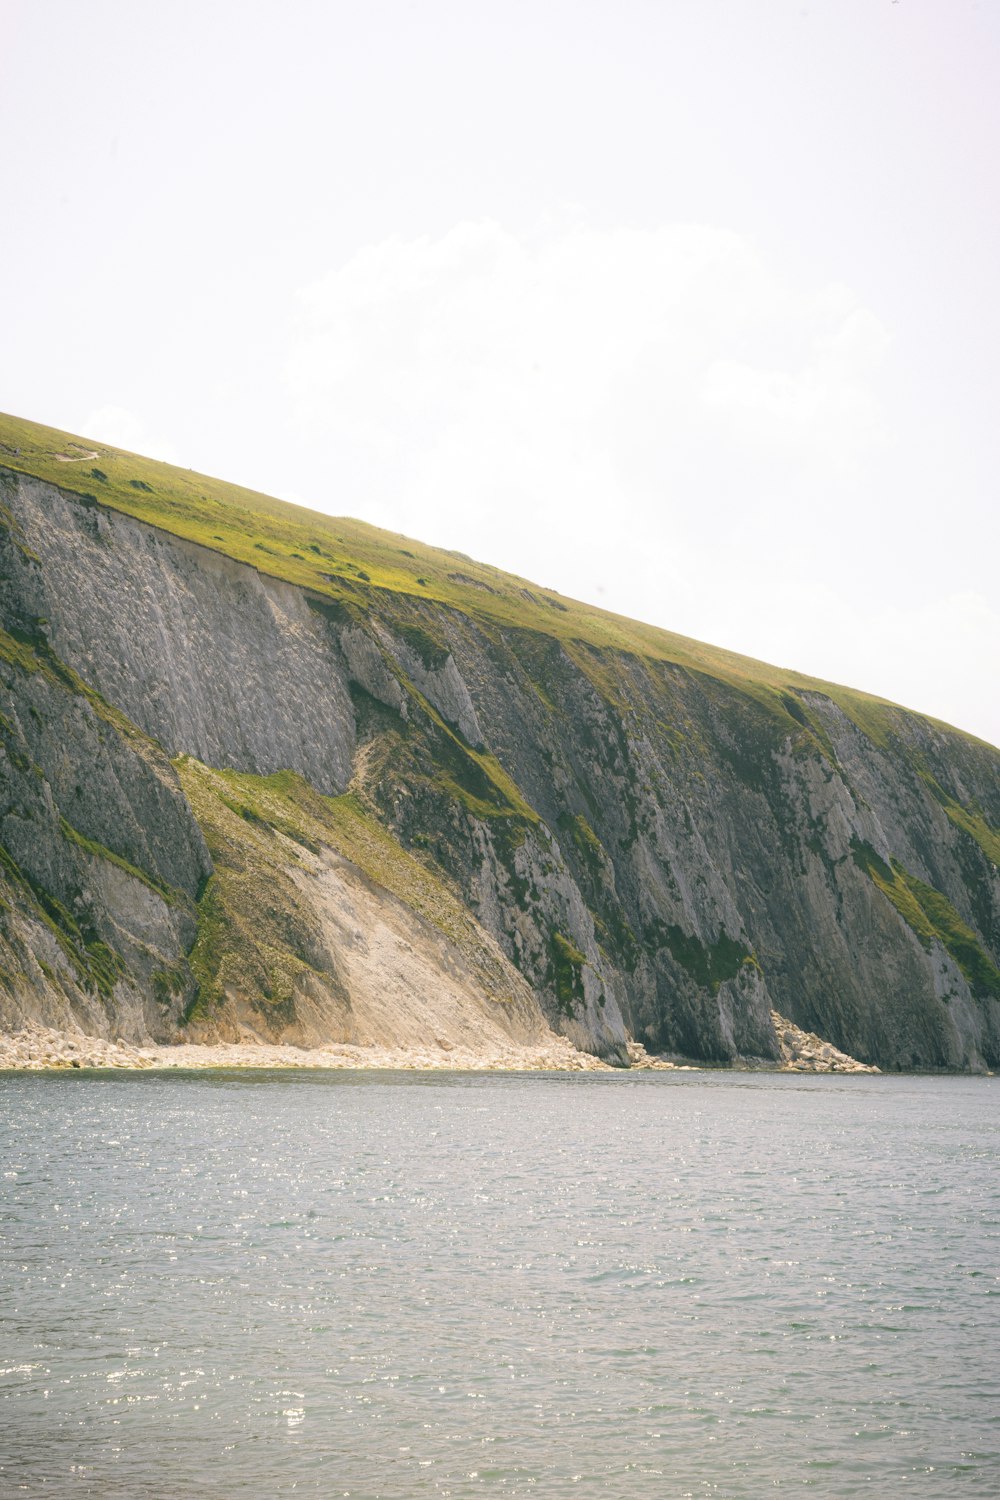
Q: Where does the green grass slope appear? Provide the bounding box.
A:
[0,408,989,753]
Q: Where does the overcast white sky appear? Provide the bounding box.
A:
[2,0,998,745]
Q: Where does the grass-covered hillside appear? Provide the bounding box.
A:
[0,409,973,754]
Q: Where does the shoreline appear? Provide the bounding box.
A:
[0,1026,684,1074]
[0,1022,883,1075]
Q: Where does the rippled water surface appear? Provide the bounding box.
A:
[1,1069,998,1497]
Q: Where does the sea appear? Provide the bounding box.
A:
[0,1068,997,1498]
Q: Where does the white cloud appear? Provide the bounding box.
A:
[699,303,889,453]
[286,220,888,549]
[840,591,1000,744]
[281,220,997,746]
[683,573,1000,747]
[82,404,179,465]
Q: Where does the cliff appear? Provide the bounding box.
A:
[2,413,998,1069]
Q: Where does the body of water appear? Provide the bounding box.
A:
[1,1068,997,1497]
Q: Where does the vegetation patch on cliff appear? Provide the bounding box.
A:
[547,930,587,1017]
[648,917,755,995]
[556,811,638,969]
[852,840,1000,999]
[176,759,520,1018]
[0,622,163,755]
[393,621,451,672]
[59,817,189,909]
[918,774,1000,868]
[176,764,338,1023]
[558,811,604,877]
[402,680,540,827]
[0,844,127,999]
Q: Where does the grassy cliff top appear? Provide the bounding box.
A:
[0,409,980,750]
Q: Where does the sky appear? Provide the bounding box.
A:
[1,0,998,746]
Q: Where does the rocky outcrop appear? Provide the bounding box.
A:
[0,629,209,1040]
[2,474,356,792]
[0,1023,155,1070]
[2,460,999,1069]
[771,1011,879,1073]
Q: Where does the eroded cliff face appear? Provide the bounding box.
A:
[2,466,998,1068]
[0,623,209,1040]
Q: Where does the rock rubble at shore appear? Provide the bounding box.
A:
[140,1036,617,1071]
[772,1011,880,1073]
[625,1040,691,1070]
[0,1020,875,1074]
[0,1024,155,1070]
[0,1026,699,1074]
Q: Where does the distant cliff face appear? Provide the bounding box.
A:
[2,457,998,1069]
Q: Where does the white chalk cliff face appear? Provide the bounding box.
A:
[1,464,999,1069]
